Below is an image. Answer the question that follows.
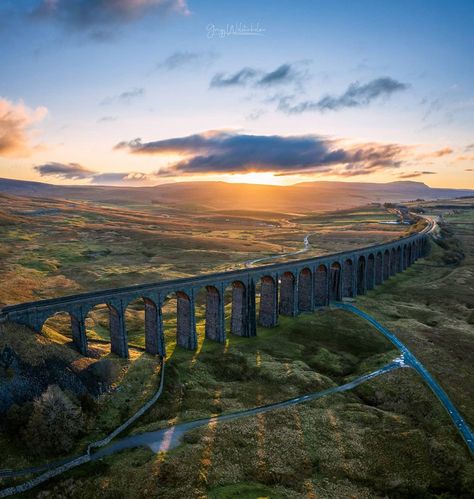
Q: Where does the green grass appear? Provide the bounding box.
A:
[2,197,474,498]
[208,482,283,498]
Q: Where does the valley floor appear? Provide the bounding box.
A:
[0,200,473,498]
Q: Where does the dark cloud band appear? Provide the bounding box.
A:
[116,130,408,177]
[279,77,409,113]
[34,162,150,184]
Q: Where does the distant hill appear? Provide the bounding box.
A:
[0,177,472,213]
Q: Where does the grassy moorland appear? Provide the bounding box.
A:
[1,199,473,497]
[0,192,407,349]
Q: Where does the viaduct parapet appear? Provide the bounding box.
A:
[0,232,430,358]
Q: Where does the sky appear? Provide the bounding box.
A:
[0,0,473,188]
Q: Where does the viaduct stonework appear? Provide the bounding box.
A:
[0,232,430,358]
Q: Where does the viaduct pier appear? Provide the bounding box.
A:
[0,230,431,358]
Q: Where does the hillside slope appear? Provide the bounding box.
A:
[0,178,472,212]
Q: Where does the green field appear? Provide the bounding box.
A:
[1,196,473,498]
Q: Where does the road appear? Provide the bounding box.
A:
[334,302,474,455]
[2,207,472,498]
[90,356,406,458]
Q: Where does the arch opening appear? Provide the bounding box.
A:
[366,254,375,290]
[258,275,278,328]
[357,256,366,295]
[330,262,342,301]
[390,248,397,275]
[342,258,354,297]
[176,291,197,351]
[84,304,112,355]
[383,249,390,280]
[205,285,225,344]
[375,252,383,285]
[314,264,328,306]
[280,271,296,316]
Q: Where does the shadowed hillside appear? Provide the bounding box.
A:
[0,178,473,212]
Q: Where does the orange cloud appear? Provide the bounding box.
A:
[416,147,453,160]
[0,98,47,157]
[432,147,453,157]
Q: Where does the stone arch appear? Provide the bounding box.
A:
[404,244,409,270]
[366,253,375,290]
[330,262,342,301]
[205,285,225,344]
[280,271,297,316]
[298,268,313,312]
[396,246,402,272]
[176,291,197,350]
[342,258,354,297]
[259,275,278,327]
[383,249,390,280]
[84,303,112,354]
[124,297,145,350]
[41,311,86,354]
[375,252,383,285]
[411,242,417,263]
[314,264,329,306]
[357,255,366,295]
[390,248,397,275]
[41,310,71,337]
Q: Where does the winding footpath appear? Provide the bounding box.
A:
[2,305,473,498]
[91,355,406,459]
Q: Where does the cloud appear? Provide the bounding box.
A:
[34,161,151,184]
[158,51,218,71]
[416,147,454,160]
[97,115,117,123]
[431,147,453,157]
[278,77,409,113]
[0,97,48,157]
[257,64,298,86]
[465,143,474,152]
[456,155,474,161]
[398,171,437,179]
[116,130,408,177]
[101,87,145,105]
[210,68,258,88]
[34,162,95,179]
[210,63,305,88]
[32,0,189,29]
[88,171,151,184]
[465,169,473,172]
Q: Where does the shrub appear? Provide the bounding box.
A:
[3,402,33,435]
[22,385,85,456]
[88,358,121,386]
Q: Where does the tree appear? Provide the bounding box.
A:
[23,384,85,456]
[0,346,14,370]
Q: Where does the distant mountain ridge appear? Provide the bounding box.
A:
[0,177,472,213]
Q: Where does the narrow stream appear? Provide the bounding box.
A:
[244,232,315,267]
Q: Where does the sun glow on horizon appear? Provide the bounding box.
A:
[221,172,295,186]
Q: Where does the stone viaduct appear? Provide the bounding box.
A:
[0,232,430,359]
